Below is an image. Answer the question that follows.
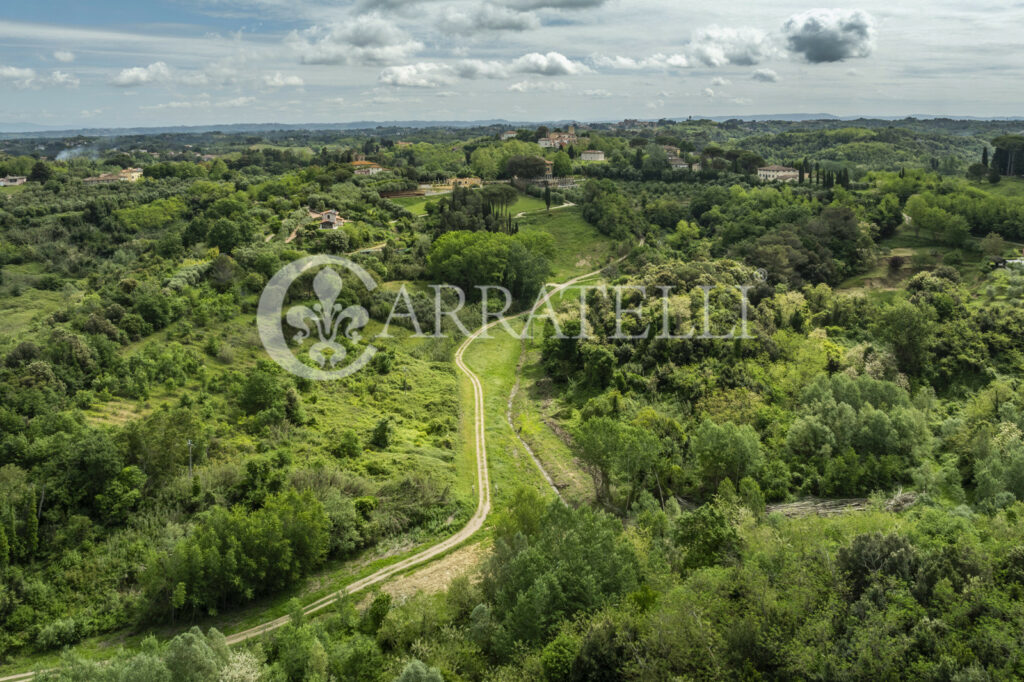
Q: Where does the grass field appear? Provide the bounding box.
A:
[0,280,75,349]
[518,206,616,279]
[971,177,1024,198]
[389,194,444,216]
[391,190,549,218]
[509,193,547,215]
[511,340,595,506]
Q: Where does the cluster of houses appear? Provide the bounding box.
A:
[83,167,144,185]
[538,125,579,149]
[0,175,27,187]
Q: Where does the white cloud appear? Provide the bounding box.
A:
[216,96,256,107]
[0,66,78,89]
[690,26,773,67]
[503,0,607,9]
[111,61,173,86]
[751,68,779,82]
[702,87,715,98]
[143,99,207,110]
[711,76,730,86]
[378,63,454,88]
[581,88,612,97]
[264,71,304,87]
[53,50,75,63]
[290,18,423,66]
[380,51,590,88]
[508,80,569,92]
[783,9,876,63]
[47,70,79,87]
[438,5,539,34]
[511,51,590,76]
[0,66,38,89]
[452,59,509,79]
[592,53,689,70]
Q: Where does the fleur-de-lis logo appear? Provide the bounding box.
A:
[286,267,369,368]
[258,255,377,380]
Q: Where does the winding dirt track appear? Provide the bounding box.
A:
[0,265,610,682]
[221,267,608,644]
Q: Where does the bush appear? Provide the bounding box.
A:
[36,618,81,650]
[330,427,362,458]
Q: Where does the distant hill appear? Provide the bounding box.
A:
[0,120,530,138]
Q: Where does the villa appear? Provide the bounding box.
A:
[757,165,800,182]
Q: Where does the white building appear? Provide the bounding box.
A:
[0,175,27,186]
[668,156,689,170]
[501,130,517,141]
[757,165,800,182]
[581,150,605,161]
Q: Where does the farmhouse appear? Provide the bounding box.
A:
[501,130,517,141]
[83,167,144,185]
[581,150,605,161]
[668,156,689,170]
[757,165,800,182]
[351,160,385,175]
[0,175,27,186]
[308,209,345,229]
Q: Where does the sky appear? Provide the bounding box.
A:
[0,0,1022,128]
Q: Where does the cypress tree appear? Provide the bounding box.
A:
[0,524,8,568]
[982,146,989,167]
[24,490,37,559]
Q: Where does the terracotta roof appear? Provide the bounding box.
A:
[350,160,380,166]
[759,165,799,172]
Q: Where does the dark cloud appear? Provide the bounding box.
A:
[783,9,875,63]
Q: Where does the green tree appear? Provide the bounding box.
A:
[552,150,572,177]
[690,420,763,494]
[395,659,444,682]
[29,161,52,183]
[982,232,1008,259]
